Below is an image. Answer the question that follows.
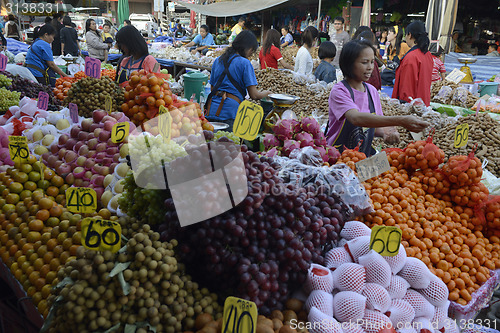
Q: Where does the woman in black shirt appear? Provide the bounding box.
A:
[60,16,80,56]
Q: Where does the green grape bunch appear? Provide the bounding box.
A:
[0,88,20,113]
[213,130,240,144]
[0,74,12,89]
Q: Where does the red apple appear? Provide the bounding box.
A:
[58,134,69,146]
[93,128,103,137]
[87,133,96,140]
[65,173,75,185]
[47,155,59,168]
[81,119,93,132]
[103,121,115,132]
[64,150,78,163]
[84,158,96,170]
[78,145,89,157]
[58,148,67,159]
[99,130,111,142]
[73,178,84,187]
[87,138,98,149]
[76,156,87,167]
[77,131,89,141]
[65,138,77,150]
[96,142,107,153]
[50,144,59,154]
[57,163,72,176]
[113,153,120,163]
[93,110,108,123]
[74,141,84,153]
[70,126,81,138]
[87,150,97,158]
[102,157,113,166]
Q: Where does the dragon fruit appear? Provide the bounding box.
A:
[315,146,328,162]
[264,147,280,157]
[314,136,327,147]
[282,139,301,157]
[290,119,301,133]
[263,133,280,150]
[294,132,314,148]
[273,119,294,141]
[326,146,341,164]
[301,117,321,135]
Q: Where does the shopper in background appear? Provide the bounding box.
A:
[314,41,336,83]
[326,39,428,156]
[51,13,64,56]
[353,28,382,90]
[0,29,6,52]
[259,29,293,70]
[280,26,294,47]
[430,43,446,81]
[44,16,52,24]
[85,19,110,62]
[25,24,68,86]
[60,16,80,56]
[229,17,245,43]
[184,25,214,55]
[386,26,410,62]
[115,25,159,84]
[101,23,115,62]
[392,21,433,106]
[378,28,388,58]
[205,30,271,130]
[5,15,21,41]
[486,43,500,57]
[330,16,350,67]
[294,25,319,75]
[1,16,8,35]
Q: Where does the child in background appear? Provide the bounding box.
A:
[102,23,114,62]
[430,43,446,82]
[314,41,337,83]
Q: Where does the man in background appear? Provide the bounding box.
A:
[330,16,350,67]
[229,17,245,43]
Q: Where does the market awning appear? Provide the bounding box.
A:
[172,0,289,17]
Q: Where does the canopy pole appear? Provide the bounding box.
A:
[316,0,322,29]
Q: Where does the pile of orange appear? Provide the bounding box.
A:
[359,141,500,306]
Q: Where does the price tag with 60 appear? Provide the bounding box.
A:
[65,187,97,213]
[370,225,402,257]
[8,136,29,164]
[222,296,257,333]
[85,56,101,79]
[37,91,49,111]
[233,101,264,141]
[158,105,172,142]
[111,122,130,143]
[454,123,469,148]
[81,218,122,253]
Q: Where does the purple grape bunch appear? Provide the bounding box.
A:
[157,140,346,313]
[0,71,61,108]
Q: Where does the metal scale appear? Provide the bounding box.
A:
[264,94,301,131]
[457,57,477,83]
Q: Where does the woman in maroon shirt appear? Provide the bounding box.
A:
[259,29,293,70]
[353,27,382,90]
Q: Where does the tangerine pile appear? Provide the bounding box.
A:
[359,141,500,306]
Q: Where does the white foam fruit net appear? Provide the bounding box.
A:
[431,301,449,330]
[358,250,392,288]
[325,247,353,270]
[308,306,343,333]
[306,290,334,317]
[402,289,435,319]
[345,236,371,263]
[332,263,366,293]
[387,275,411,299]
[383,243,407,274]
[362,309,393,333]
[397,258,432,289]
[417,275,448,307]
[362,283,391,313]
[340,221,372,240]
[387,299,416,328]
[412,317,433,333]
[305,263,335,293]
[333,291,367,322]
[338,238,348,247]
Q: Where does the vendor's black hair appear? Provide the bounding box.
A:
[85,18,96,34]
[200,24,209,32]
[124,19,131,25]
[339,39,375,79]
[282,26,290,33]
[429,43,444,57]
[387,26,404,57]
[406,21,429,53]
[352,26,371,41]
[262,28,281,55]
[358,30,376,45]
[45,16,52,24]
[34,23,56,39]
[62,16,72,26]
[300,25,319,48]
[115,25,148,58]
[334,16,344,24]
[220,30,258,62]
[103,23,111,28]
[53,13,63,20]
[318,41,336,59]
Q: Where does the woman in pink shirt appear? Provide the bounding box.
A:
[115,25,160,84]
[326,39,428,156]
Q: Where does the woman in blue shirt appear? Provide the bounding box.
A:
[280,27,294,47]
[25,24,68,86]
[205,30,270,130]
[185,25,214,55]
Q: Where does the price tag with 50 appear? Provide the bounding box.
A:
[370,225,402,257]
[37,91,49,111]
[65,187,97,213]
[158,105,172,142]
[233,101,264,141]
[0,54,7,72]
[222,296,257,333]
[111,122,130,143]
[81,218,122,253]
[8,136,29,164]
[454,123,469,148]
[85,56,101,79]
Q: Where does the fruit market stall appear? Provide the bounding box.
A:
[1,59,500,333]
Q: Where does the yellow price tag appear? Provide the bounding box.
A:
[8,136,29,164]
[158,105,172,142]
[222,297,257,333]
[105,95,113,114]
[454,123,469,148]
[111,122,130,143]
[81,218,122,253]
[370,225,402,257]
[65,187,97,213]
[233,101,264,141]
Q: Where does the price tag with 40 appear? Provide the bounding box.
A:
[65,187,97,213]
[222,296,257,333]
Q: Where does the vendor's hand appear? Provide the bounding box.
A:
[383,129,400,145]
[262,90,272,98]
[402,115,429,133]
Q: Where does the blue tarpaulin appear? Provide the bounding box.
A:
[444,52,500,82]
[6,38,29,55]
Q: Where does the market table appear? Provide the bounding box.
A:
[444,52,500,82]
[172,61,212,80]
